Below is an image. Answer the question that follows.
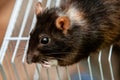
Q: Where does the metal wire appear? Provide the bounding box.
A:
[0,0,23,64]
[108,45,114,80]
[56,67,61,80]
[66,66,71,80]
[0,0,23,80]
[88,56,94,80]
[76,63,82,80]
[98,51,104,80]
[0,0,117,80]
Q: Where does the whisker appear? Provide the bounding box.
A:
[43,52,69,55]
[44,53,86,62]
[44,52,85,56]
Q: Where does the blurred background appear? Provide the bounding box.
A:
[0,0,15,47]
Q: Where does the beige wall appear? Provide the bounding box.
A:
[0,0,15,47]
[0,0,15,79]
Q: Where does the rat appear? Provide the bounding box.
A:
[26,0,120,67]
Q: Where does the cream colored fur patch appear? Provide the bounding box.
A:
[66,6,87,27]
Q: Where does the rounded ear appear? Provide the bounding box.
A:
[56,16,70,34]
[35,2,43,15]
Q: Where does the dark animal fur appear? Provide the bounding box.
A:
[27,0,120,67]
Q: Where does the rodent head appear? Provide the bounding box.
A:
[26,2,104,66]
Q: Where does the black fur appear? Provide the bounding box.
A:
[27,0,120,66]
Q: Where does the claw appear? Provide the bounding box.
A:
[40,60,58,68]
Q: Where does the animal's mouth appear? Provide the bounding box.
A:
[27,54,58,68]
[39,59,58,68]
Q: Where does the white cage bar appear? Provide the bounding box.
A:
[0,0,118,80]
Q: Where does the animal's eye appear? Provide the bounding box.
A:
[40,37,50,44]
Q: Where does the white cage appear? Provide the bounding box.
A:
[0,0,119,80]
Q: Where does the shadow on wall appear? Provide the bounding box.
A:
[0,0,15,47]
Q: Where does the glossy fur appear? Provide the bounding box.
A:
[27,0,120,66]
